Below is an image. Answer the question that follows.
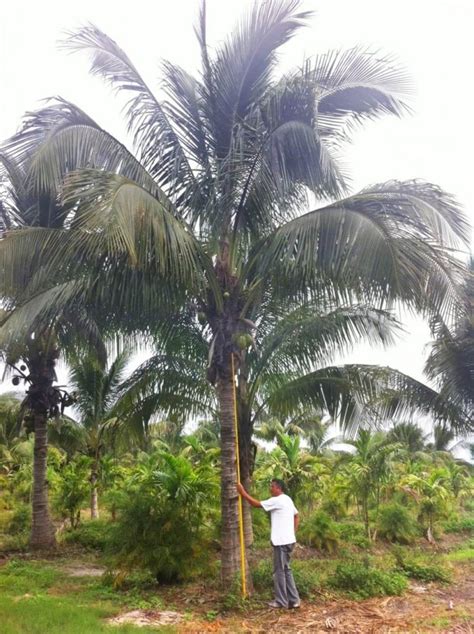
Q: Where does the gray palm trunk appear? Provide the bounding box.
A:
[238,418,256,548]
[26,348,60,549]
[90,460,100,519]
[216,369,252,590]
[30,412,56,548]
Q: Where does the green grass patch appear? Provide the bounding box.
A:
[444,516,474,534]
[0,560,62,594]
[0,558,175,633]
[445,547,474,562]
[61,519,113,552]
[328,560,407,599]
[337,522,371,549]
[393,547,451,583]
[0,594,160,634]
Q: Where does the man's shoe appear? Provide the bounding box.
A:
[267,601,287,608]
[288,602,301,609]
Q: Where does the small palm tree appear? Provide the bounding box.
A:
[386,422,426,454]
[338,429,401,537]
[0,393,24,475]
[256,431,317,501]
[401,470,451,542]
[65,351,130,518]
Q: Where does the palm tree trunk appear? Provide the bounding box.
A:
[238,445,254,549]
[90,462,99,520]
[216,374,252,591]
[362,499,370,539]
[30,413,56,549]
[237,372,255,548]
[239,420,255,548]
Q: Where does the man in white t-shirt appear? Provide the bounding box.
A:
[237,479,301,609]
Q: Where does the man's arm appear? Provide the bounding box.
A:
[237,482,262,508]
[294,513,299,533]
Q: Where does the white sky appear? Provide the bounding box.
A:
[1,0,473,392]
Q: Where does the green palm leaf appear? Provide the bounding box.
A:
[62,24,198,195]
[257,180,469,315]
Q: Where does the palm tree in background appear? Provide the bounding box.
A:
[65,351,130,519]
[386,422,426,454]
[425,258,474,426]
[0,393,26,475]
[0,150,108,548]
[339,429,401,538]
[0,0,470,585]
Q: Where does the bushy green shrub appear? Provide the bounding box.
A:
[252,559,273,591]
[444,516,474,534]
[53,458,90,528]
[1,505,30,550]
[338,522,371,549]
[252,558,319,598]
[6,503,31,536]
[393,548,451,583]
[320,495,347,520]
[292,560,321,597]
[62,519,113,551]
[299,511,339,553]
[108,451,218,583]
[250,506,271,546]
[328,560,407,599]
[377,503,419,544]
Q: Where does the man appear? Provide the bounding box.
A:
[237,479,300,609]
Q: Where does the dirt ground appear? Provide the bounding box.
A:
[153,562,474,633]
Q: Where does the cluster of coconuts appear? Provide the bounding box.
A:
[232,332,254,350]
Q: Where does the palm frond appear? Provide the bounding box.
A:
[3,99,163,200]
[68,350,130,424]
[0,167,207,294]
[62,25,198,198]
[263,363,473,436]
[248,305,400,406]
[118,352,215,422]
[311,47,412,142]
[257,180,470,317]
[62,168,208,286]
[365,366,474,433]
[208,0,311,157]
[262,364,375,430]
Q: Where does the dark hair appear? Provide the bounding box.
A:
[271,478,285,492]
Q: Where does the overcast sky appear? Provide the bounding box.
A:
[1,0,473,392]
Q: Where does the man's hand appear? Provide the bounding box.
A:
[236,482,262,508]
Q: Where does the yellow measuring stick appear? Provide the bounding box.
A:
[231,353,247,598]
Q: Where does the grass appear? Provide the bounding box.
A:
[0,560,175,633]
[1,532,472,632]
[445,547,474,562]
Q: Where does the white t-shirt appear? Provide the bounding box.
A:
[261,493,298,546]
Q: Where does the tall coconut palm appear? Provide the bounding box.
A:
[0,151,100,548]
[0,0,470,584]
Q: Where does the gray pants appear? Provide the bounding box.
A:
[272,543,300,607]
